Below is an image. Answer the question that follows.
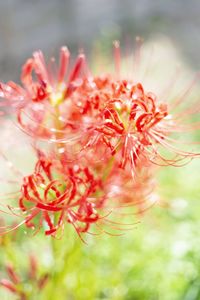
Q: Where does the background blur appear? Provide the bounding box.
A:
[1,1,200,300]
[0,0,200,80]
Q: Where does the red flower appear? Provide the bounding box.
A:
[0,47,87,141]
[0,42,199,240]
[17,154,104,237]
[0,256,48,299]
[69,74,200,176]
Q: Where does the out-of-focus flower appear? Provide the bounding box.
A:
[0,47,87,141]
[0,47,86,107]
[0,255,48,299]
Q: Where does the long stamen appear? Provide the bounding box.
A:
[58,46,70,83]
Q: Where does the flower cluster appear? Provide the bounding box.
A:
[0,44,199,238]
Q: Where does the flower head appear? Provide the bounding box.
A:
[17,153,104,236]
[0,47,87,141]
[63,76,199,179]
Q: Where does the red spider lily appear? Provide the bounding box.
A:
[0,256,48,299]
[70,74,200,176]
[1,44,198,175]
[0,46,86,107]
[0,47,88,141]
[0,148,154,238]
[0,42,199,241]
[17,155,104,237]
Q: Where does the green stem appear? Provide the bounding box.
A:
[45,232,81,300]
